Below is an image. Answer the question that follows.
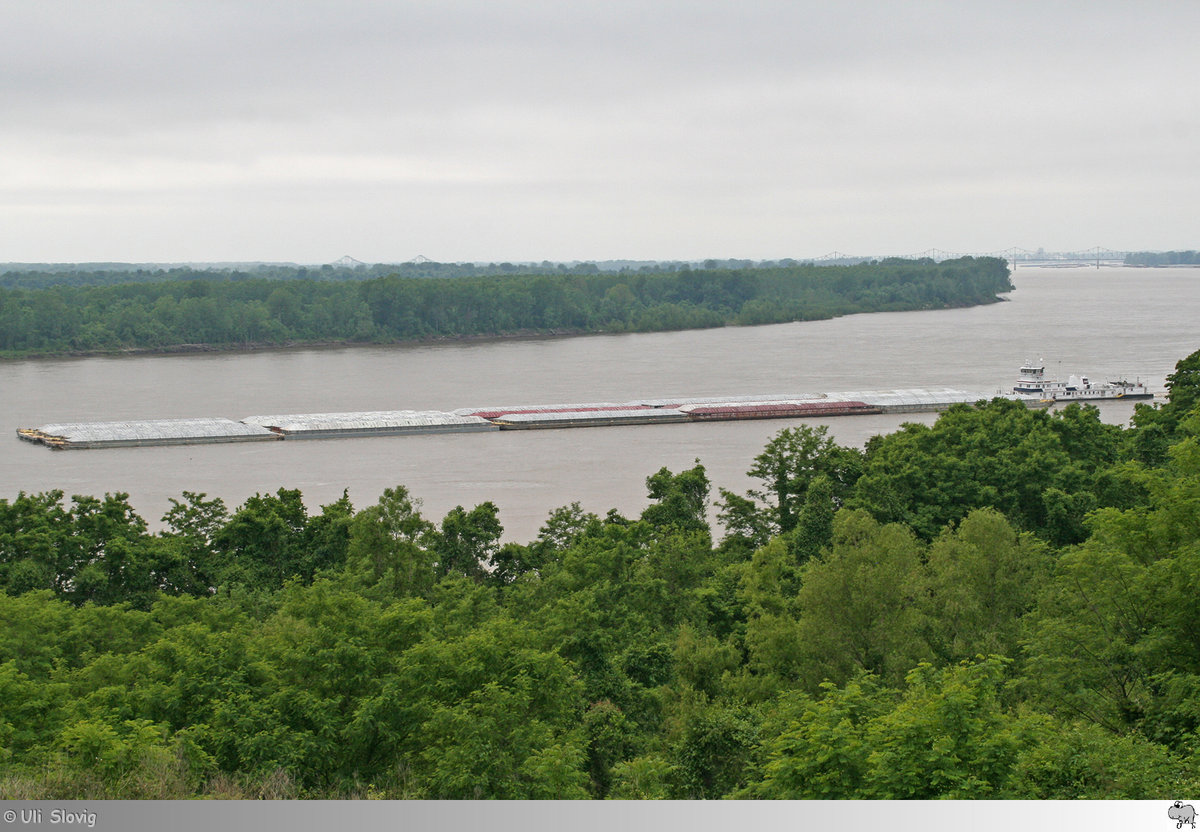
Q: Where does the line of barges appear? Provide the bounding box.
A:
[15,388,1032,450]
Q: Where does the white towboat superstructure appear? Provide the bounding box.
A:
[1013,360,1152,402]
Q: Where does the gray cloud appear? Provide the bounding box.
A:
[2,1,1198,261]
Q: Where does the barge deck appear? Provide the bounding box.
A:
[17,388,1011,449]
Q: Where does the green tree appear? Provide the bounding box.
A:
[669,705,757,799]
[720,425,861,549]
[210,489,309,590]
[739,676,890,798]
[922,508,1050,664]
[343,486,437,599]
[431,502,503,580]
[582,699,639,797]
[791,510,930,689]
[0,491,76,596]
[1166,348,1200,417]
[788,474,835,565]
[738,536,805,688]
[1023,423,1200,742]
[300,492,354,579]
[850,398,1120,542]
[606,754,675,799]
[349,618,586,798]
[641,462,711,535]
[1006,720,1186,799]
[745,659,1061,799]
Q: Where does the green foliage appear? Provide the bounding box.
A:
[739,676,892,798]
[850,398,1123,543]
[343,486,437,599]
[0,258,1012,356]
[351,615,586,798]
[641,462,711,535]
[742,657,1185,799]
[582,700,638,797]
[922,509,1050,664]
[1022,432,1200,742]
[738,537,805,688]
[11,345,1200,800]
[1006,720,1187,799]
[606,754,675,799]
[791,511,931,689]
[669,704,758,799]
[788,474,836,565]
[862,659,1037,799]
[210,489,311,590]
[0,491,172,608]
[721,425,862,548]
[1166,348,1200,416]
[1125,349,1200,466]
[430,501,502,580]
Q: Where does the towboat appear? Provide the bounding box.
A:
[1013,360,1152,401]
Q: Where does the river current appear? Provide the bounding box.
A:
[2,266,1198,542]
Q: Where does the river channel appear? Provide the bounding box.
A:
[2,266,1198,542]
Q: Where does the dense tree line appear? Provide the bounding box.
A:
[0,263,394,290]
[1125,251,1200,267]
[0,258,1011,356]
[4,347,1197,799]
[0,258,830,291]
[0,261,593,291]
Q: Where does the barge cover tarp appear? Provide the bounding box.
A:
[681,400,880,419]
[241,410,497,436]
[840,389,995,411]
[18,418,279,448]
[492,408,689,427]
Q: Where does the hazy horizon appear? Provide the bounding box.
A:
[3,2,1198,263]
[2,246,1192,271]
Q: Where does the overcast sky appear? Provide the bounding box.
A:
[1,1,1197,263]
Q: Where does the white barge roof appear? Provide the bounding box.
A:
[835,388,995,407]
[452,402,625,416]
[241,410,493,432]
[678,397,839,410]
[632,393,827,406]
[28,418,277,444]
[493,408,687,424]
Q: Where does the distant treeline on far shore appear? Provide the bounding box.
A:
[1125,250,1200,267]
[6,257,807,289]
[0,256,1011,357]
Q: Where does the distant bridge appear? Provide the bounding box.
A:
[813,247,1131,268]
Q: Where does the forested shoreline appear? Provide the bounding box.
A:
[2,348,1199,800]
[1125,250,1200,267]
[0,257,1010,358]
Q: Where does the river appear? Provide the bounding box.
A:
[2,266,1197,542]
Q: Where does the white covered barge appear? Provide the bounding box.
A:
[17,388,1027,449]
[242,410,498,439]
[16,418,280,450]
[489,407,692,429]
